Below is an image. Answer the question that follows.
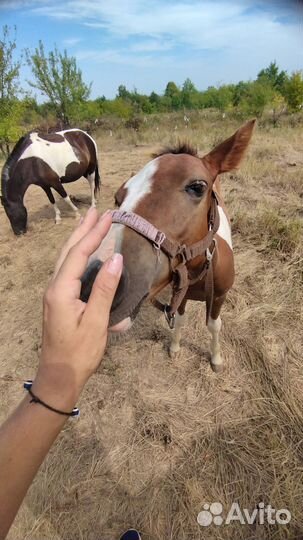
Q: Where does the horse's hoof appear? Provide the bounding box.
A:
[169,348,180,360]
[75,213,81,220]
[55,219,62,225]
[211,362,224,373]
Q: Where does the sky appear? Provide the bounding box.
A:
[0,0,302,100]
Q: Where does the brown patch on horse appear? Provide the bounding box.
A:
[152,141,198,158]
[37,132,65,143]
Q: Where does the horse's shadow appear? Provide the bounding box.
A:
[145,327,210,363]
[23,352,209,540]
[29,196,92,224]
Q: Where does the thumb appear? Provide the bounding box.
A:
[83,253,123,329]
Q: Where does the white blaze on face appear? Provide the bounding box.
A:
[217,206,232,250]
[18,132,80,179]
[90,159,159,263]
[120,158,159,211]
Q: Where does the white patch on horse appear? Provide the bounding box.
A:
[53,202,61,224]
[120,159,158,212]
[18,132,80,179]
[217,206,232,250]
[170,312,186,356]
[207,316,223,368]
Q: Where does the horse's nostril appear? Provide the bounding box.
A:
[80,260,129,310]
[80,259,102,303]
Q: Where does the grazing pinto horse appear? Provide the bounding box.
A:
[1,129,100,235]
[81,120,255,371]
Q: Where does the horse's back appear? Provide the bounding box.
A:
[17,132,81,179]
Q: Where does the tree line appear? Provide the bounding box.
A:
[0,25,303,153]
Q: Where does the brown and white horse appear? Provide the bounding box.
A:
[81,120,255,371]
[1,128,100,235]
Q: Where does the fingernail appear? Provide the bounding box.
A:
[99,209,112,222]
[107,253,123,275]
[79,217,84,225]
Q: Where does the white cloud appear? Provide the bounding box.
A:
[0,0,48,9]
[75,47,160,68]
[62,37,82,46]
[29,0,301,54]
[129,39,174,53]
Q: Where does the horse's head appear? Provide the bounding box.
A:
[1,197,28,235]
[81,120,255,332]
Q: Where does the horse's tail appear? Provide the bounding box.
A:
[94,160,101,197]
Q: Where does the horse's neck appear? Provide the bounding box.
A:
[6,166,29,203]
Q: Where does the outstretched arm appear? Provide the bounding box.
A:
[0,208,122,540]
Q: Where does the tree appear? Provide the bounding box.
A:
[182,78,197,94]
[257,61,287,93]
[0,25,23,154]
[163,81,180,109]
[149,91,161,110]
[214,84,235,111]
[26,41,91,125]
[164,81,179,98]
[233,81,251,106]
[0,25,20,101]
[270,92,287,126]
[181,78,198,108]
[283,71,303,112]
[238,81,275,117]
[117,84,131,100]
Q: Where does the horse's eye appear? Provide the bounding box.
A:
[185,181,207,198]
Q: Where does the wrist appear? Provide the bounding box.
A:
[33,363,84,412]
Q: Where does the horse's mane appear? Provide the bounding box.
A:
[152,141,198,158]
[1,133,31,202]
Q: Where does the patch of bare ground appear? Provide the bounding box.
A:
[0,118,302,539]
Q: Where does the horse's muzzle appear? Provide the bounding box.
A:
[14,228,27,236]
[80,259,129,315]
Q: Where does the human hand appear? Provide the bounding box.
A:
[32,207,123,411]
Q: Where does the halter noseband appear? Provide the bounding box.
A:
[111,192,220,329]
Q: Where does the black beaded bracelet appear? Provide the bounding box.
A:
[24,380,80,418]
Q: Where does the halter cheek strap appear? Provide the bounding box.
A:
[111,192,220,329]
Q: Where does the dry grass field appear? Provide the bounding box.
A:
[0,114,302,540]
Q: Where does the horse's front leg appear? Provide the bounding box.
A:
[169,299,187,358]
[42,186,61,224]
[207,294,226,373]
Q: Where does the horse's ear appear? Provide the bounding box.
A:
[114,181,127,207]
[203,119,256,175]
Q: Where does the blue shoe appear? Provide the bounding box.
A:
[119,529,141,540]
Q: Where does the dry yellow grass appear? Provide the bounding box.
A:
[0,115,302,540]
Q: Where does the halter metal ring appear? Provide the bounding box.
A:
[164,304,176,330]
[206,238,217,261]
